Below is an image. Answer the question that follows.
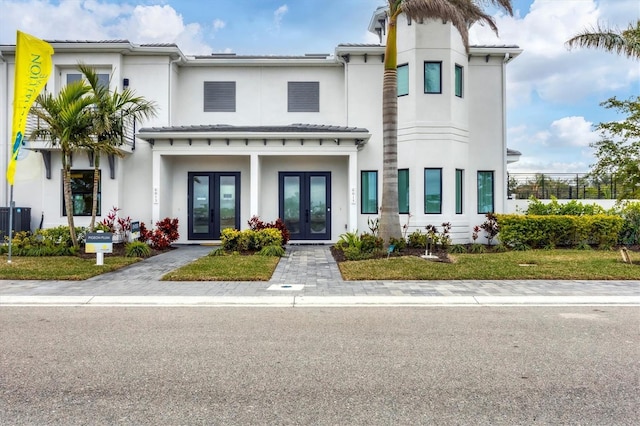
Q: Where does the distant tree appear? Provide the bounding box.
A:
[589,96,640,199]
[566,20,640,59]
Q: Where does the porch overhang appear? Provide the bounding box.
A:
[137,123,371,149]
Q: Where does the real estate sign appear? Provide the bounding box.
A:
[85,232,113,254]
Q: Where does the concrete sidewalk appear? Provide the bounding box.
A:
[1,244,639,307]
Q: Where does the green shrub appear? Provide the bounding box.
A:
[125,241,151,258]
[254,228,283,249]
[360,233,383,253]
[343,246,374,261]
[616,202,640,246]
[220,228,241,251]
[209,248,226,256]
[389,237,406,252]
[407,230,427,248]
[336,231,361,250]
[221,228,283,252]
[526,196,606,216]
[258,245,286,257]
[449,244,467,254]
[497,214,623,249]
[493,244,507,253]
[469,243,486,254]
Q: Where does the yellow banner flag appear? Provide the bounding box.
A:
[7,31,54,185]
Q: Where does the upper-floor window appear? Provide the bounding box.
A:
[424,168,442,214]
[424,61,442,94]
[455,64,463,98]
[288,81,319,112]
[66,72,110,88]
[204,81,236,112]
[397,64,409,97]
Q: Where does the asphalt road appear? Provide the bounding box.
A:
[1,307,638,425]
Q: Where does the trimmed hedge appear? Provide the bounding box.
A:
[220,228,283,252]
[497,214,623,249]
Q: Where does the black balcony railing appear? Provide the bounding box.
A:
[25,109,137,150]
[508,173,619,200]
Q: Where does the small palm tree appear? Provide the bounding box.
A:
[566,20,640,59]
[30,81,95,249]
[78,64,157,230]
[378,0,513,244]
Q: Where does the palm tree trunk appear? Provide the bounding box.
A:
[89,151,100,231]
[378,11,402,245]
[62,154,78,249]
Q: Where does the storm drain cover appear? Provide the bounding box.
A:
[267,284,304,291]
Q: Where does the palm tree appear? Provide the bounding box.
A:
[566,20,640,59]
[30,81,95,249]
[378,0,514,244]
[77,64,157,231]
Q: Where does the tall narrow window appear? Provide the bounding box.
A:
[424,61,442,94]
[455,169,463,214]
[361,171,378,214]
[397,64,409,96]
[62,170,100,216]
[288,81,320,112]
[455,64,463,98]
[477,171,494,214]
[398,169,409,214]
[424,168,442,214]
[204,81,236,112]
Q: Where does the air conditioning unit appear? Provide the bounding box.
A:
[0,207,31,240]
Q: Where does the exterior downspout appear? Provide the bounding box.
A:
[167,57,181,126]
[501,53,510,212]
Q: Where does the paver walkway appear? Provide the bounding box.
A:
[0,244,639,305]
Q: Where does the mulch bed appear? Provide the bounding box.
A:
[76,243,172,259]
[330,245,451,263]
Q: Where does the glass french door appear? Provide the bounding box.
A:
[188,172,240,239]
[279,172,331,240]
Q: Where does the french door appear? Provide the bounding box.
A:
[188,172,240,240]
[279,172,331,240]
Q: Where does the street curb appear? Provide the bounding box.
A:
[1,295,639,307]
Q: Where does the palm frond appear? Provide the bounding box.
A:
[566,20,640,59]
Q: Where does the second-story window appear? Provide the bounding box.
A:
[424,61,442,94]
[288,81,319,112]
[204,81,236,112]
[66,72,110,88]
[397,64,409,96]
[455,64,463,98]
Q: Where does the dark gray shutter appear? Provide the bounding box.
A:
[288,81,319,112]
[204,81,236,112]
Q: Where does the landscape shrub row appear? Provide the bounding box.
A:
[220,228,283,252]
[496,214,623,249]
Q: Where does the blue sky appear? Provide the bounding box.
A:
[1,0,638,173]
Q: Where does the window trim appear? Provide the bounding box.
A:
[62,169,100,217]
[397,63,409,97]
[455,169,464,214]
[424,61,442,94]
[477,171,495,214]
[424,168,442,214]
[361,170,378,214]
[455,64,463,98]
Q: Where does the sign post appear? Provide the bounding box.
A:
[86,231,113,266]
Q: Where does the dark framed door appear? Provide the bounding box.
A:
[188,172,240,240]
[279,172,331,240]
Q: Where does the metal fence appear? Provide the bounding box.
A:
[507,173,619,200]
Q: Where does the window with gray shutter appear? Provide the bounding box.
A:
[288,81,319,112]
[204,81,236,112]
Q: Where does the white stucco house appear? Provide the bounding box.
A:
[0,7,521,244]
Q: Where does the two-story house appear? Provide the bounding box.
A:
[0,7,521,244]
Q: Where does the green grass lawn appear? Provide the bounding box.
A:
[0,256,140,280]
[339,249,640,280]
[162,254,280,281]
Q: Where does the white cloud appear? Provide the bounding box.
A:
[549,116,599,147]
[273,4,288,30]
[471,0,639,106]
[212,19,226,31]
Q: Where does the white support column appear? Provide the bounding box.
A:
[250,154,260,220]
[348,152,358,233]
[151,151,161,224]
